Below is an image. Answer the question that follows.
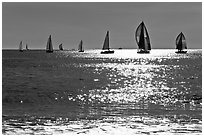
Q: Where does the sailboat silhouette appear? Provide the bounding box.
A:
[101,31,114,54]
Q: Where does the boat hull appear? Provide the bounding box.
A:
[46,50,53,53]
[101,50,114,54]
[175,50,187,54]
[137,50,150,54]
[79,50,84,52]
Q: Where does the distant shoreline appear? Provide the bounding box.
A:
[2,48,202,51]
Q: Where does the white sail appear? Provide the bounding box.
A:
[19,41,23,52]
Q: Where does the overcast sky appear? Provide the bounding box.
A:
[2,2,202,49]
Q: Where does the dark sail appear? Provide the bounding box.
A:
[144,23,151,50]
[136,22,143,49]
[102,31,109,50]
[78,40,84,52]
[138,23,145,49]
[59,43,63,50]
[25,44,29,50]
[135,21,151,52]
[100,31,114,54]
[176,32,187,50]
[46,35,53,53]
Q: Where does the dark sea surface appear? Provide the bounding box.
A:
[2,49,202,135]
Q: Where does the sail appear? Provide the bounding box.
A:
[59,43,63,50]
[135,22,151,50]
[46,35,53,52]
[176,32,187,50]
[19,41,23,51]
[26,44,28,50]
[102,31,109,50]
[78,40,83,51]
[144,24,151,50]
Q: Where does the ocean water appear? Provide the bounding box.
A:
[2,49,202,135]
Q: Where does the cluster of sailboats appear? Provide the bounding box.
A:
[19,21,188,54]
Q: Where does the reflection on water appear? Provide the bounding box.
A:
[70,50,202,109]
[2,49,202,134]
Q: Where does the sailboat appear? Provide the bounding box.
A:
[25,44,29,50]
[101,31,114,54]
[59,43,63,50]
[135,21,151,53]
[19,41,23,52]
[46,35,54,53]
[78,40,84,52]
[175,32,187,53]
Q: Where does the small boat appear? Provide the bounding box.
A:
[46,35,54,53]
[135,21,151,53]
[78,40,84,52]
[101,31,114,54]
[25,44,29,50]
[175,32,187,53]
[59,43,63,50]
[19,41,23,52]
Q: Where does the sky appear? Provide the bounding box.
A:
[2,2,202,49]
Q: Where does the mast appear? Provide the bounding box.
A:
[102,31,109,50]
